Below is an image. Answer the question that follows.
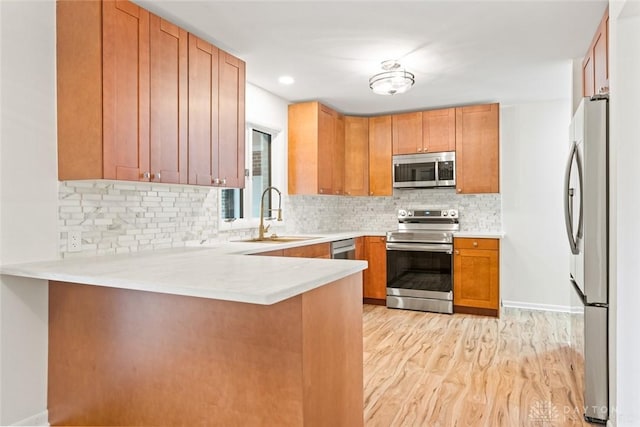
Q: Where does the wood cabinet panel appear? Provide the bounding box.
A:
[392,112,422,155]
[363,236,387,301]
[583,7,609,96]
[217,50,246,188]
[284,242,331,259]
[56,0,103,180]
[455,103,499,194]
[288,102,343,195]
[333,114,346,195]
[453,238,499,316]
[368,116,393,196]
[149,15,188,184]
[288,102,319,194]
[187,34,219,186]
[102,0,150,181]
[344,116,369,196]
[251,249,284,257]
[318,105,336,195]
[422,108,456,153]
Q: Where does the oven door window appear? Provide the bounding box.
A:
[387,249,452,293]
[394,161,436,186]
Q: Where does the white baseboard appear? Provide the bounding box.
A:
[11,410,49,426]
[502,300,584,314]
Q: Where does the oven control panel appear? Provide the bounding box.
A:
[398,209,458,219]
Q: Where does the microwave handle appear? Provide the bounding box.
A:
[435,159,440,183]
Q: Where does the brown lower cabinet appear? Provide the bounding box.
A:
[252,242,331,259]
[362,236,387,303]
[453,237,500,317]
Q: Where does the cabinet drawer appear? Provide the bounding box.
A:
[283,242,331,259]
[454,238,499,250]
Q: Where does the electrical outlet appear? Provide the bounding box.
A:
[68,231,82,253]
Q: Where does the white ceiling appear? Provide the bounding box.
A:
[137,0,607,115]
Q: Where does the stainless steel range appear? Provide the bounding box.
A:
[386,208,459,314]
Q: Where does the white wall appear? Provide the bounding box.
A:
[609,1,640,425]
[0,1,58,425]
[501,98,573,311]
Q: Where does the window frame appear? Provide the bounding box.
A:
[218,122,283,231]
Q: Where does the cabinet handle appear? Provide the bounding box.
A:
[221,178,227,185]
[154,172,161,181]
[599,86,609,94]
[319,189,324,193]
[142,171,151,180]
[473,241,478,247]
[455,250,459,255]
[370,192,374,196]
[417,148,423,152]
[212,178,220,185]
[457,188,462,193]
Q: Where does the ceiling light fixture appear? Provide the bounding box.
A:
[278,75,295,85]
[369,60,415,96]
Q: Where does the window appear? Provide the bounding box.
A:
[221,128,272,222]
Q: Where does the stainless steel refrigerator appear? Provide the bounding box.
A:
[564,95,609,424]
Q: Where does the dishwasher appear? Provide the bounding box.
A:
[331,238,356,260]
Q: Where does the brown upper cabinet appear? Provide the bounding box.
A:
[392,112,423,155]
[149,15,188,184]
[188,35,246,188]
[57,0,245,187]
[583,7,609,97]
[368,116,393,196]
[455,104,500,194]
[344,116,370,196]
[392,109,455,155]
[288,102,345,195]
[422,108,456,153]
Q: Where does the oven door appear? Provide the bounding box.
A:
[386,242,454,313]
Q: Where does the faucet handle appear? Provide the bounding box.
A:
[264,224,271,233]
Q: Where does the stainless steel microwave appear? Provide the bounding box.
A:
[392,152,456,189]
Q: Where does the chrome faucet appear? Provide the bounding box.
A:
[258,186,283,240]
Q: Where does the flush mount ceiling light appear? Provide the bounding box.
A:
[369,60,415,96]
[278,75,295,85]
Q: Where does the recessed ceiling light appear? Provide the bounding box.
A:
[278,75,295,85]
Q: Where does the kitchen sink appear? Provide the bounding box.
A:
[235,236,321,243]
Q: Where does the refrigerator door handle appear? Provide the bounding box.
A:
[564,140,583,254]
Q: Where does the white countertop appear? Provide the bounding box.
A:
[454,231,504,239]
[0,229,502,305]
[1,245,367,305]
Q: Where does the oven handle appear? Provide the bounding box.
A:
[386,242,453,254]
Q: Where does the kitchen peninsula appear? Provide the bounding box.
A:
[1,245,367,426]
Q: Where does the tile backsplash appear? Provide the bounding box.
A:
[59,181,501,257]
[284,189,502,233]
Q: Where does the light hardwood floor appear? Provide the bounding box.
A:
[363,305,588,427]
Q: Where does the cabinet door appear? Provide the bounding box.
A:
[582,53,595,97]
[453,240,499,311]
[283,243,331,259]
[344,116,369,196]
[368,116,393,196]
[218,50,246,188]
[455,104,499,194]
[332,114,345,195]
[392,112,423,155]
[102,0,150,181]
[317,105,336,195]
[593,11,609,95]
[149,15,187,184]
[363,236,387,300]
[422,108,455,153]
[57,0,103,180]
[288,102,320,195]
[188,34,219,186]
